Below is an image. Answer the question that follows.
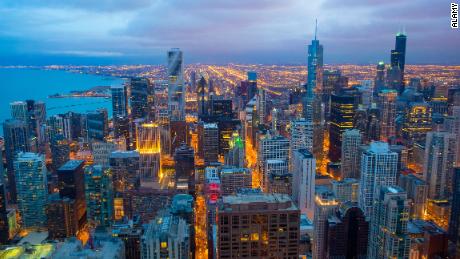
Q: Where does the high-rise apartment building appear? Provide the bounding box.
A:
[84,165,114,227]
[340,129,362,179]
[292,149,316,219]
[14,152,47,229]
[358,142,398,218]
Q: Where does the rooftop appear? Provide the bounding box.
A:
[58,160,85,171]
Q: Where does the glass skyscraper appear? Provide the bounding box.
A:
[168,48,185,121]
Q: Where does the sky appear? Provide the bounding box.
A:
[0,0,458,65]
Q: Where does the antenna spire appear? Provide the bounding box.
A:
[314,19,318,40]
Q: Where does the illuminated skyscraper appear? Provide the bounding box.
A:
[378,89,398,140]
[225,132,245,168]
[306,20,323,104]
[109,150,141,193]
[136,122,161,180]
[368,186,410,259]
[402,102,432,144]
[84,165,113,227]
[201,123,219,164]
[341,129,362,179]
[292,149,316,219]
[329,92,359,162]
[197,76,208,117]
[358,142,398,218]
[14,152,47,229]
[390,32,407,93]
[423,131,456,199]
[168,48,185,121]
[3,119,30,202]
[374,61,386,96]
[50,134,70,171]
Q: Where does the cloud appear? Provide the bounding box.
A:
[0,0,458,64]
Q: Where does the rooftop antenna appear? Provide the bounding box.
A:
[314,19,318,40]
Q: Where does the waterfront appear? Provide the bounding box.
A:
[0,68,124,135]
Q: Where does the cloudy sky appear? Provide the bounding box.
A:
[0,0,457,65]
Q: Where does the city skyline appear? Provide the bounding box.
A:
[0,0,458,65]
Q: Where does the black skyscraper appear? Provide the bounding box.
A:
[390,33,407,93]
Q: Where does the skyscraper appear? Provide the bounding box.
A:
[130,77,154,121]
[313,188,339,259]
[368,186,410,259]
[306,20,323,103]
[258,133,290,191]
[358,142,398,218]
[57,160,86,230]
[201,123,219,164]
[197,76,208,117]
[135,122,161,180]
[423,131,456,199]
[225,132,245,168]
[325,202,369,258]
[290,119,313,155]
[374,61,386,96]
[168,48,185,121]
[174,143,195,192]
[292,149,316,219]
[340,129,362,179]
[217,191,300,258]
[14,152,47,229]
[3,119,30,202]
[329,92,359,162]
[84,165,114,227]
[0,183,9,243]
[111,85,129,118]
[86,108,109,141]
[390,32,407,93]
[109,150,141,193]
[378,89,398,141]
[50,134,70,171]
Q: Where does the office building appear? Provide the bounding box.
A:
[58,160,86,229]
[313,188,339,259]
[3,119,30,201]
[389,32,407,93]
[358,142,398,217]
[305,22,323,121]
[258,133,290,191]
[50,134,70,171]
[85,165,114,227]
[368,186,410,259]
[374,61,386,96]
[87,108,109,141]
[378,89,398,140]
[340,129,362,179]
[111,85,129,118]
[331,178,359,203]
[0,184,9,243]
[325,202,368,258]
[217,192,300,258]
[408,219,449,259]
[174,143,195,192]
[423,131,456,199]
[225,132,245,168]
[91,141,118,167]
[201,123,219,164]
[398,172,428,219]
[197,76,208,117]
[109,151,141,193]
[141,212,190,259]
[220,167,252,196]
[266,159,289,194]
[329,92,358,162]
[14,152,47,229]
[402,102,432,144]
[46,194,78,240]
[135,122,161,180]
[168,48,185,121]
[130,77,154,120]
[292,149,316,219]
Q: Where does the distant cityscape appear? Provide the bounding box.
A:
[1,27,460,259]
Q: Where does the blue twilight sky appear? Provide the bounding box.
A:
[0,0,458,65]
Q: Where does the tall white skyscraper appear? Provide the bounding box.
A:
[14,152,48,229]
[292,149,316,219]
[423,131,456,199]
[258,133,289,191]
[290,119,313,154]
[313,187,338,259]
[368,185,410,259]
[358,141,398,218]
[341,129,362,179]
[257,88,267,124]
[167,48,185,121]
